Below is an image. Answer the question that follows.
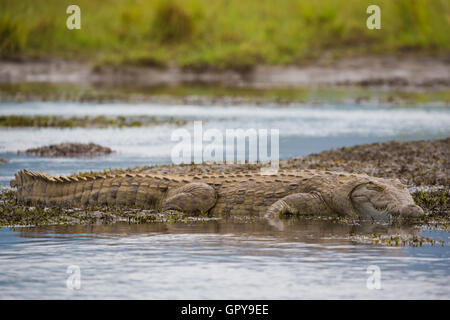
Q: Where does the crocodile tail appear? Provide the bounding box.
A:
[10,170,168,208]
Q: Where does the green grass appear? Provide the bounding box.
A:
[0,0,449,69]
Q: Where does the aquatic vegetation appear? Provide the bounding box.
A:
[355,233,445,247]
[413,188,449,217]
[0,115,187,128]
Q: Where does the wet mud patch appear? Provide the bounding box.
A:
[19,142,113,158]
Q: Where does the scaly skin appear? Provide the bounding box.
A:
[10,168,424,220]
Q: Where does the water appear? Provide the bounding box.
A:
[0,221,448,299]
[0,101,449,299]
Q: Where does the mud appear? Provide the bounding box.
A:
[19,143,113,158]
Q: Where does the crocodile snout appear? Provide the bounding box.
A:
[399,204,424,218]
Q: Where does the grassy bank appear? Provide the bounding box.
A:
[1,0,449,70]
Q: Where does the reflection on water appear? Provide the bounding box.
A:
[0,219,448,299]
[12,218,423,241]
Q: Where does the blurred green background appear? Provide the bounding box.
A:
[1,0,449,70]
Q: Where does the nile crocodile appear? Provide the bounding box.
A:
[10,168,424,220]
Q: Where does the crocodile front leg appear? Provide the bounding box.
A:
[265,193,333,218]
[162,182,217,215]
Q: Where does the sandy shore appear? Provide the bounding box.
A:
[1,55,449,89]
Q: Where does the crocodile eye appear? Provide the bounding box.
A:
[367,184,384,192]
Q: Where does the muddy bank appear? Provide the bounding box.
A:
[1,56,449,89]
[19,143,113,158]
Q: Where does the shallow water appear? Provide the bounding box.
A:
[0,101,449,299]
[0,220,448,299]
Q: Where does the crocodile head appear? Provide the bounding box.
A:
[350,180,424,221]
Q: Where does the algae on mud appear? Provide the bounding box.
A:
[20,142,113,158]
[0,114,187,128]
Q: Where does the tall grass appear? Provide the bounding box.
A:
[152,0,198,43]
[0,0,449,68]
[0,14,27,57]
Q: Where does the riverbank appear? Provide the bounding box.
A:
[1,56,449,90]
